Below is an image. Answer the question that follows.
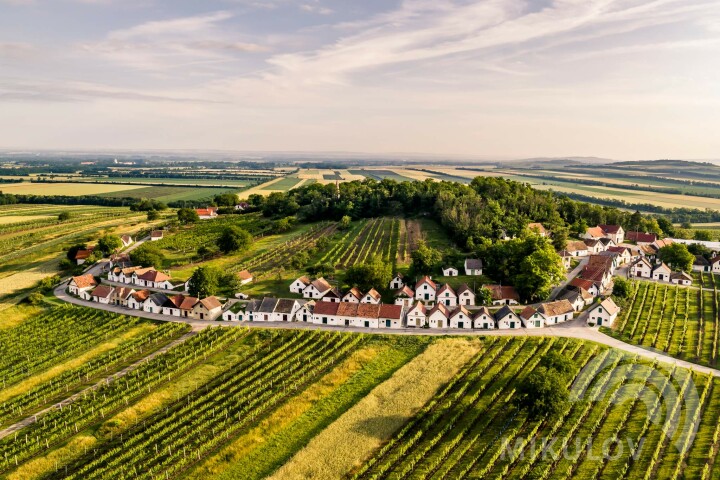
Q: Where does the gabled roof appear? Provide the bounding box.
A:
[113,286,135,300]
[121,234,132,243]
[394,285,414,298]
[592,297,619,316]
[607,246,628,254]
[584,238,600,247]
[415,275,437,290]
[671,271,692,281]
[484,284,519,301]
[132,289,151,302]
[711,256,720,265]
[150,230,163,238]
[654,239,674,249]
[322,288,342,299]
[599,238,615,246]
[538,299,574,317]
[599,224,622,234]
[169,294,199,310]
[258,297,280,313]
[90,285,114,298]
[437,284,457,297]
[71,274,97,289]
[633,256,653,268]
[309,277,332,293]
[626,231,657,243]
[495,305,516,321]
[597,250,619,258]
[652,262,671,272]
[379,304,403,319]
[450,305,470,319]
[274,298,297,314]
[313,300,339,316]
[138,269,171,283]
[345,287,364,300]
[393,272,404,279]
[75,248,94,260]
[245,299,262,312]
[557,250,572,258]
[408,302,426,315]
[428,303,449,318]
[365,288,381,300]
[198,296,222,311]
[442,266,458,272]
[585,226,605,238]
[566,240,589,252]
[588,255,614,268]
[569,277,595,292]
[580,266,608,284]
[464,258,483,269]
[519,306,540,320]
[695,255,710,266]
[337,302,359,317]
[295,275,311,285]
[147,292,168,305]
[473,306,493,320]
[237,270,253,280]
[456,284,474,296]
[196,207,218,216]
[527,222,546,234]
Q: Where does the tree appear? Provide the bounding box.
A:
[658,243,694,272]
[214,193,239,207]
[516,246,565,303]
[66,244,87,261]
[612,277,632,299]
[695,230,713,241]
[197,245,212,260]
[477,287,493,306]
[339,215,352,230]
[687,243,711,258]
[147,210,160,221]
[216,226,252,254]
[274,216,295,233]
[97,235,122,254]
[539,351,575,378]
[344,254,392,292]
[551,227,569,251]
[410,241,442,275]
[188,266,220,297]
[131,244,165,269]
[290,251,309,270]
[656,217,675,237]
[307,263,334,277]
[27,292,45,305]
[516,367,569,420]
[221,272,240,292]
[177,208,199,225]
[58,211,71,221]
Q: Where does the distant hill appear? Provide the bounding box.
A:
[500,156,616,168]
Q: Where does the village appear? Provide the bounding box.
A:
[62,217,703,333]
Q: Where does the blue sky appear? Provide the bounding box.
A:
[1,0,719,159]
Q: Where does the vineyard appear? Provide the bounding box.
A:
[322,217,401,269]
[609,278,719,367]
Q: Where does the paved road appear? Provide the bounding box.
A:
[549,257,588,300]
[0,329,196,440]
[54,282,720,377]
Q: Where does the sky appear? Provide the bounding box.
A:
[0,0,719,160]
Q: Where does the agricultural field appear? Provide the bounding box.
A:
[322,217,401,269]
[5,324,720,480]
[0,182,147,196]
[608,277,720,368]
[98,186,241,204]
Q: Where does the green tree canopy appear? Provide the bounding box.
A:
[516,367,570,420]
[131,244,165,269]
[344,254,392,292]
[214,193,239,207]
[612,277,632,299]
[216,226,253,254]
[177,208,200,225]
[188,266,221,297]
[97,235,122,255]
[658,243,694,272]
[477,287,493,306]
[410,241,442,275]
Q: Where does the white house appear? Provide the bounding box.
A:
[271,298,301,322]
[134,269,173,289]
[565,241,589,257]
[128,290,150,310]
[143,292,169,314]
[415,276,437,303]
[111,286,136,307]
[378,304,404,329]
[527,222,548,237]
[587,297,620,327]
[295,301,314,323]
[90,285,114,304]
[712,257,720,274]
[74,248,94,265]
[631,257,653,278]
[120,235,133,248]
[320,288,342,303]
[456,284,476,306]
[192,297,223,321]
[537,299,575,325]
[464,259,483,276]
[361,288,382,304]
[68,274,97,296]
[406,302,427,327]
[449,306,472,329]
[442,266,459,277]
[343,287,363,303]
[584,225,625,244]
[436,284,458,307]
[389,273,405,290]
[394,286,415,308]
[671,271,693,286]
[694,256,711,273]
[303,278,333,299]
[569,278,600,298]
[652,262,672,282]
[195,207,218,220]
[290,276,311,294]
[495,306,521,329]
[427,303,450,328]
[519,306,546,328]
[150,230,164,241]
[237,270,253,286]
[473,307,496,329]
[584,239,604,255]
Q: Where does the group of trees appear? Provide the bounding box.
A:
[517,351,575,419]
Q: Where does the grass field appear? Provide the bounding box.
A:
[608,276,720,367]
[0,182,147,196]
[5,322,720,480]
[98,185,240,203]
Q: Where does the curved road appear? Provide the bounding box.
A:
[54,282,720,377]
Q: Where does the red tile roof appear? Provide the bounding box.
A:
[484,284,519,301]
[71,274,97,289]
[313,301,340,316]
[626,231,657,243]
[415,275,436,291]
[379,304,403,319]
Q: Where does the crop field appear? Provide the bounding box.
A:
[348,169,416,182]
[54,177,256,187]
[608,278,720,367]
[98,186,241,203]
[260,175,304,192]
[0,182,147,196]
[6,326,720,480]
[321,217,401,269]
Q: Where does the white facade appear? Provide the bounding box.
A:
[631,259,653,278]
[652,264,672,282]
[442,267,459,277]
[290,278,309,294]
[496,312,522,329]
[389,275,405,289]
[415,280,436,302]
[449,310,472,329]
[473,312,496,329]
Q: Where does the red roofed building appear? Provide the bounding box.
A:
[196,207,218,220]
[626,231,657,245]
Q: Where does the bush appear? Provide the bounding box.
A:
[58,211,71,221]
[27,292,45,305]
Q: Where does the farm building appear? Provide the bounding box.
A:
[394,286,415,308]
[652,262,672,282]
[90,285,114,304]
[457,284,476,306]
[195,207,218,220]
[133,269,173,289]
[361,288,382,304]
[484,284,520,306]
[442,266,459,276]
[237,270,253,285]
[583,239,604,255]
[519,306,546,328]
[495,305,521,329]
[415,276,437,303]
[255,297,280,322]
[150,230,164,241]
[569,277,599,297]
[587,298,620,327]
[607,246,632,266]
[436,284,458,307]
[671,271,693,286]
[343,287,363,303]
[111,287,135,307]
[143,293,168,314]
[406,302,427,327]
[295,301,314,322]
[427,303,450,329]
[120,235,133,248]
[449,306,472,329]
[694,256,711,273]
[192,297,223,321]
[162,295,198,318]
[626,231,657,245]
[712,257,720,274]
[558,250,572,269]
[464,258,483,275]
[473,307,496,329]
[565,240,589,257]
[378,304,404,329]
[127,289,150,310]
[302,278,333,299]
[537,299,574,325]
[290,276,311,294]
[389,273,405,289]
[631,257,653,278]
[74,247,95,265]
[320,288,342,303]
[68,274,97,296]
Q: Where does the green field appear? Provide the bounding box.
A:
[608,277,720,368]
[348,169,416,182]
[98,185,241,203]
[260,175,304,191]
